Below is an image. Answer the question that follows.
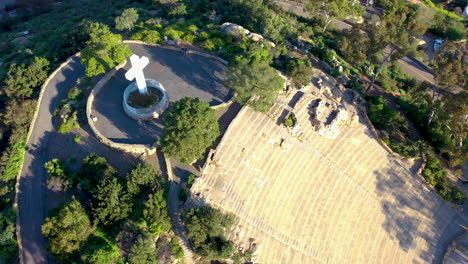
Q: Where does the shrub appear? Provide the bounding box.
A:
[162,28,183,40]
[0,207,17,263]
[187,174,196,185]
[73,135,82,143]
[283,113,296,127]
[197,31,210,41]
[80,230,123,264]
[131,30,162,44]
[422,155,466,203]
[201,38,225,51]
[171,236,184,259]
[284,58,313,87]
[182,34,197,44]
[58,112,79,134]
[0,138,26,181]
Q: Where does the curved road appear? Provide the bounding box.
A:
[17,55,84,264]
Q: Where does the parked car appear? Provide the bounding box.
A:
[434,39,443,51]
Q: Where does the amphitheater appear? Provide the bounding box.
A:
[191,73,467,263]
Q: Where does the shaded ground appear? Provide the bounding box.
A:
[93,44,230,145]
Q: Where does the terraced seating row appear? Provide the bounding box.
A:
[192,91,466,263]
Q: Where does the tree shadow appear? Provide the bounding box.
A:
[373,164,467,263]
[129,44,230,104]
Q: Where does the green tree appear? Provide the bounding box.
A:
[115,8,139,31]
[184,206,236,260]
[143,191,171,235]
[44,159,71,189]
[159,97,220,163]
[4,57,49,99]
[2,100,36,130]
[128,236,158,264]
[92,177,132,226]
[169,3,188,16]
[126,163,159,197]
[80,231,123,264]
[433,41,467,91]
[81,23,132,77]
[79,154,117,190]
[0,208,17,263]
[42,198,94,258]
[284,58,313,88]
[305,0,364,32]
[226,59,284,112]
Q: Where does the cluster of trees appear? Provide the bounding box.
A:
[226,41,285,112]
[41,155,174,262]
[159,97,220,163]
[184,206,236,260]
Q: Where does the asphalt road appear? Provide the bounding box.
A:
[17,55,85,264]
[274,1,436,84]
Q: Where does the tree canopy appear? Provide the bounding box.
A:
[81,23,132,77]
[115,8,139,31]
[127,235,158,264]
[41,198,94,258]
[92,177,132,226]
[227,44,284,112]
[159,97,220,163]
[433,41,467,91]
[184,206,236,260]
[305,0,364,32]
[3,57,49,99]
[339,2,427,90]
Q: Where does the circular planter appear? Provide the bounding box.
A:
[123,79,169,120]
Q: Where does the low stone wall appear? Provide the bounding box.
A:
[86,60,157,155]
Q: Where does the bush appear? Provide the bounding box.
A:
[128,235,158,264]
[80,230,123,264]
[162,28,183,40]
[74,135,82,143]
[0,207,17,263]
[0,139,26,181]
[422,155,466,203]
[187,174,196,185]
[284,58,313,87]
[131,30,162,44]
[58,111,79,134]
[201,38,225,51]
[171,236,184,259]
[283,113,296,127]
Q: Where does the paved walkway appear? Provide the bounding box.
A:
[92,44,229,145]
[17,55,84,264]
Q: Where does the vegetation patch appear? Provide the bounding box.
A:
[127,87,163,109]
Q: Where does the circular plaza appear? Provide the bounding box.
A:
[91,43,230,145]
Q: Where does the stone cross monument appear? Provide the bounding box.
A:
[125,54,150,94]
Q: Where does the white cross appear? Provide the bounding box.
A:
[125,54,150,94]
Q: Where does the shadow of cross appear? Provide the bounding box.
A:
[125,54,150,94]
